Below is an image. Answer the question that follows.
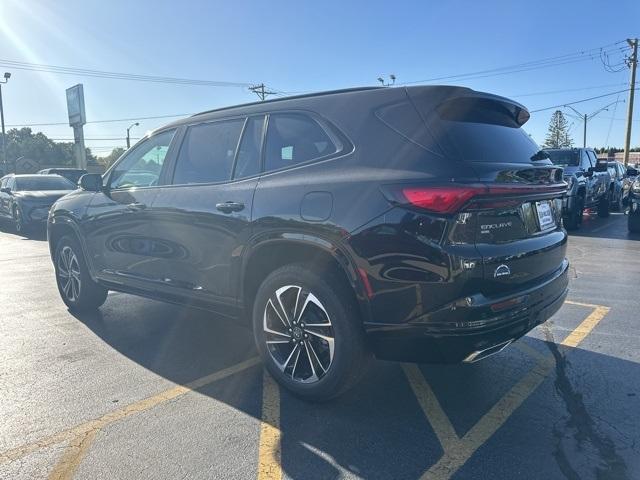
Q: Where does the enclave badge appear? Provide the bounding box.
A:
[494,264,511,278]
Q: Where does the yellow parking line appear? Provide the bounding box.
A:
[47,430,97,480]
[564,299,605,309]
[257,371,282,480]
[403,364,460,452]
[0,356,261,467]
[560,305,610,348]
[407,301,610,480]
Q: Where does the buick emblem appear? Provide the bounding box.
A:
[494,264,511,278]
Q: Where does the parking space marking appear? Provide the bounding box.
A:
[406,301,609,480]
[403,364,460,452]
[561,303,610,348]
[47,430,97,480]
[257,371,282,480]
[0,356,261,468]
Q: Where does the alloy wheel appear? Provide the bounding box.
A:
[13,208,22,233]
[57,246,81,303]
[263,285,335,383]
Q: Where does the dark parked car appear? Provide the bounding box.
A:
[38,168,88,185]
[0,174,75,233]
[628,177,640,233]
[543,148,610,229]
[606,161,633,211]
[47,86,569,400]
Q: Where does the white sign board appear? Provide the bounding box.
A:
[66,84,86,126]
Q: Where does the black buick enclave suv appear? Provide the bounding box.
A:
[48,86,569,400]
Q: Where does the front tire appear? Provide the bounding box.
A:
[252,264,370,401]
[13,205,26,234]
[597,194,610,218]
[54,235,108,311]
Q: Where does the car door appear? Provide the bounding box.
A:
[150,115,264,315]
[579,150,596,206]
[83,129,179,290]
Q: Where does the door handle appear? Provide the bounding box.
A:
[126,202,147,211]
[216,201,245,213]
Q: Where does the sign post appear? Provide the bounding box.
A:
[66,84,87,169]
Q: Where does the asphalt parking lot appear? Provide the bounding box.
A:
[0,212,638,480]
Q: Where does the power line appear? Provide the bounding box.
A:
[0,58,255,88]
[529,88,631,113]
[6,112,192,127]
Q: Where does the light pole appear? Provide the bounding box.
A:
[0,72,10,174]
[564,100,623,148]
[126,122,139,149]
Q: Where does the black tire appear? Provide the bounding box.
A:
[629,212,640,233]
[54,235,108,311]
[564,196,584,230]
[252,263,370,401]
[597,194,610,218]
[12,205,26,235]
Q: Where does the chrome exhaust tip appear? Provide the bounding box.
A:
[463,339,514,363]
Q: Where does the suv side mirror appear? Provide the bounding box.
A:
[0,187,10,193]
[627,167,639,177]
[79,173,104,192]
[584,168,594,178]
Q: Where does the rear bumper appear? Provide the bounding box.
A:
[366,259,569,363]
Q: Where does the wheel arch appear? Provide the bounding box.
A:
[240,235,371,325]
[48,215,98,281]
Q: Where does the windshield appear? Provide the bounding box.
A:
[14,176,75,191]
[545,150,579,167]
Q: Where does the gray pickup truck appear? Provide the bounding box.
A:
[543,148,611,229]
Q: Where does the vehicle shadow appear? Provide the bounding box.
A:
[567,211,640,241]
[0,219,47,241]
[69,297,639,479]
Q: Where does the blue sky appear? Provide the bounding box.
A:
[0,0,638,156]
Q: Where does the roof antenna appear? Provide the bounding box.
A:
[377,75,396,87]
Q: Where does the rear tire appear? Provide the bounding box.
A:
[54,235,108,311]
[597,194,610,218]
[564,196,584,230]
[252,264,370,401]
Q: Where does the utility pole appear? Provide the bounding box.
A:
[623,38,638,166]
[249,83,276,101]
[0,72,10,174]
[564,100,622,148]
[126,122,139,149]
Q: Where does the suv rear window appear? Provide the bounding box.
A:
[264,113,337,172]
[406,92,541,164]
[546,150,580,167]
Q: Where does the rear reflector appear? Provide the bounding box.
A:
[383,183,567,214]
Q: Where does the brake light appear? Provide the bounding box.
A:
[401,187,482,214]
[383,183,567,214]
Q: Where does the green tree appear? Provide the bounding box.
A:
[543,110,573,148]
[0,127,98,168]
[99,147,126,168]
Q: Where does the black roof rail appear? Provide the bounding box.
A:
[190,86,384,118]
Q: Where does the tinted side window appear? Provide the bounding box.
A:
[233,116,265,179]
[581,150,592,169]
[110,130,175,189]
[173,119,244,185]
[264,114,337,172]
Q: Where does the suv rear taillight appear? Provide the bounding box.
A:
[382,183,567,214]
